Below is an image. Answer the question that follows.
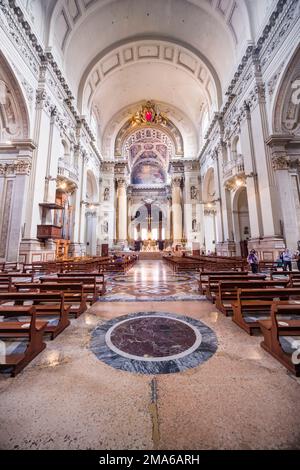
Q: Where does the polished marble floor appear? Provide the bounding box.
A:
[0,260,300,450]
[103,260,204,301]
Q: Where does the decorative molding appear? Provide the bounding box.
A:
[267,61,286,95]
[204,208,217,216]
[0,159,31,176]
[171,176,183,188]
[272,155,290,170]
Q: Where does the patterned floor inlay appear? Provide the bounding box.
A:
[101,261,203,301]
[90,311,218,374]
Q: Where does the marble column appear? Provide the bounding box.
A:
[78,153,88,253]
[267,136,299,250]
[6,161,32,262]
[117,179,127,244]
[127,189,132,243]
[165,195,172,243]
[172,177,183,244]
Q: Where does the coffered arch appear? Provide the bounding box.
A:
[45,0,254,99]
[79,38,221,117]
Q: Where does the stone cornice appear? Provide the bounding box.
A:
[128,184,167,191]
[0,139,36,151]
[266,134,299,147]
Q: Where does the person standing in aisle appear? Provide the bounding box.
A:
[282,248,293,271]
[247,249,259,274]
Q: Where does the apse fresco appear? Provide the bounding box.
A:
[131,162,165,185]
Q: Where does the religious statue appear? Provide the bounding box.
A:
[190,186,198,200]
[192,219,197,232]
[104,187,110,201]
[103,220,108,233]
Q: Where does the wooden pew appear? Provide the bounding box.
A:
[14,282,87,317]
[204,274,266,300]
[56,272,106,295]
[198,271,250,295]
[188,255,247,272]
[270,271,300,285]
[40,275,105,303]
[0,272,35,293]
[0,262,20,273]
[232,289,300,334]
[0,292,71,339]
[163,256,202,273]
[258,260,278,272]
[259,302,300,376]
[164,254,249,273]
[0,306,47,376]
[215,280,289,316]
[0,276,13,293]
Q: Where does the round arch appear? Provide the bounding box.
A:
[0,52,30,141]
[202,167,216,203]
[86,170,99,203]
[272,45,300,135]
[116,120,182,162]
[232,186,250,256]
[103,100,197,159]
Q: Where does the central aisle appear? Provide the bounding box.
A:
[102,260,203,301]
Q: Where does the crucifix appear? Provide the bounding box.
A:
[142,198,156,240]
[146,204,152,239]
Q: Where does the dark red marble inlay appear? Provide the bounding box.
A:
[110,317,196,357]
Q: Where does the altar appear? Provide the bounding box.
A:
[141,240,159,252]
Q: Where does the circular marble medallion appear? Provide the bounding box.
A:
[90,312,218,374]
[106,315,201,361]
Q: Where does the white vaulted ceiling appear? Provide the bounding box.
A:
[16,0,277,155]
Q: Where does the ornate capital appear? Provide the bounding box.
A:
[15,159,32,175]
[0,160,31,176]
[272,155,290,170]
[204,208,217,216]
[116,178,127,188]
[36,89,47,106]
[172,176,182,188]
[254,83,266,102]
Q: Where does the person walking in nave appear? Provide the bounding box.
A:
[247,249,259,274]
[282,248,293,272]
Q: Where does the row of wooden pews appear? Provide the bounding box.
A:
[199,269,300,376]
[163,254,247,273]
[0,268,108,377]
[0,262,20,272]
[0,306,47,377]
[21,254,138,276]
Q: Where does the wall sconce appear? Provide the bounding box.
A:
[235,178,244,187]
[58,181,67,190]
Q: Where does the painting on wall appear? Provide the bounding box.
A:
[131,161,165,185]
